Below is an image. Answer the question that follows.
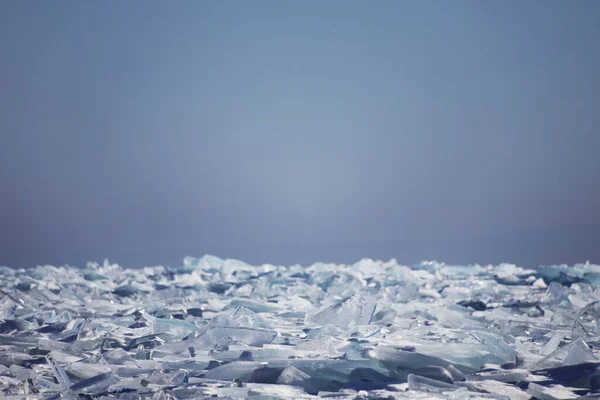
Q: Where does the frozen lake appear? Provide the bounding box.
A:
[1,256,600,399]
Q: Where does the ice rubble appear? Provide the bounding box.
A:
[1,258,600,399]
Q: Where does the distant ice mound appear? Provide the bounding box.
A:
[1,257,600,399]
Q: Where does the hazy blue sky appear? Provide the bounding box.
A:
[1,1,599,268]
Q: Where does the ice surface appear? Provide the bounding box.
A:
[527,382,580,399]
[2,257,600,398]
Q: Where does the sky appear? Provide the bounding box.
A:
[1,1,599,269]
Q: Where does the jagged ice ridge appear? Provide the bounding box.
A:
[1,256,600,399]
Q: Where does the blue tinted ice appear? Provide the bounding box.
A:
[306,294,377,329]
[2,257,600,398]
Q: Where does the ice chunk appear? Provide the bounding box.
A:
[572,301,600,344]
[526,382,579,400]
[70,372,117,394]
[203,361,264,381]
[377,331,513,371]
[306,294,376,328]
[64,363,112,380]
[200,326,277,347]
[542,332,564,356]
[470,368,530,383]
[447,365,466,382]
[373,346,467,371]
[225,299,280,313]
[246,366,283,383]
[46,351,72,389]
[532,337,597,370]
[346,367,394,386]
[247,383,312,399]
[544,282,571,307]
[412,366,454,384]
[101,348,133,365]
[276,366,311,385]
[135,344,147,360]
[466,380,530,400]
[142,312,198,340]
[407,373,459,393]
[113,284,139,297]
[146,370,188,386]
[184,254,224,272]
[533,278,548,289]
[0,298,17,320]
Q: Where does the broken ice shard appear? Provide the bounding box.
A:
[46,351,72,389]
[306,294,376,328]
[276,366,311,385]
[532,337,597,371]
[70,372,117,395]
[527,382,580,400]
[572,301,600,344]
[407,373,459,393]
[142,312,198,340]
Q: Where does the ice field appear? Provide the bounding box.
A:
[2,256,600,399]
